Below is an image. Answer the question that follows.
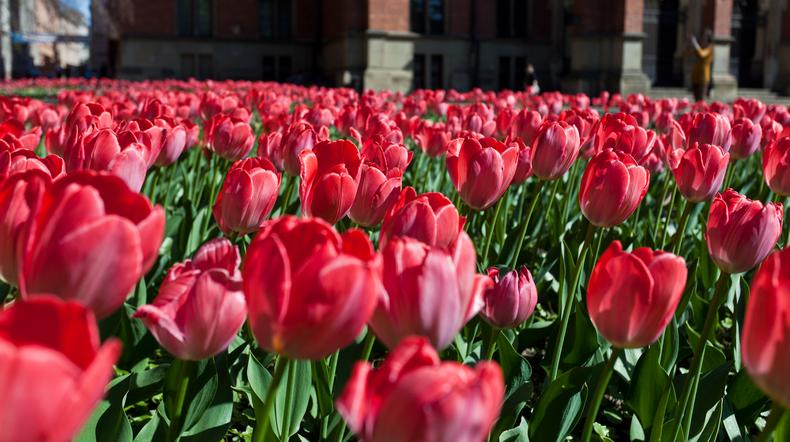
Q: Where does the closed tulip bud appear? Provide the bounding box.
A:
[380,186,464,249]
[587,241,688,348]
[531,120,581,180]
[741,247,790,408]
[213,157,280,236]
[0,170,49,286]
[706,189,783,274]
[510,109,543,146]
[299,139,362,224]
[579,150,650,227]
[134,238,246,360]
[671,143,729,202]
[336,336,504,442]
[0,296,121,442]
[481,266,537,329]
[687,112,732,152]
[207,115,255,161]
[446,137,518,210]
[763,137,790,196]
[257,130,284,170]
[155,123,188,167]
[507,137,532,185]
[243,216,381,359]
[349,163,402,227]
[730,117,762,160]
[20,171,165,319]
[370,233,491,350]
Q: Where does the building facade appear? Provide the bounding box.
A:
[90,0,790,99]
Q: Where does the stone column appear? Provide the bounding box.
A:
[702,0,738,100]
[562,0,651,95]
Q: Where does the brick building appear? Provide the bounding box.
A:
[90,0,790,99]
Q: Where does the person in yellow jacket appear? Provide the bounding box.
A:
[688,29,714,101]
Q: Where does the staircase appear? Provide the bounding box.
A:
[647,87,790,106]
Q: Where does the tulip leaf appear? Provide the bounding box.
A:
[75,374,133,442]
[688,363,730,439]
[499,417,530,442]
[246,352,272,408]
[727,369,769,425]
[659,317,679,372]
[273,359,313,440]
[626,344,670,431]
[528,365,595,442]
[181,353,234,441]
[490,333,533,441]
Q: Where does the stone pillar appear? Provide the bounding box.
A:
[562,0,651,95]
[775,0,790,94]
[702,0,738,100]
[363,0,414,92]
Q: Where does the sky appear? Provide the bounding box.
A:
[62,0,90,20]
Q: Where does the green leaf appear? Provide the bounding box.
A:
[529,365,595,442]
[490,333,533,441]
[246,352,272,410]
[659,317,679,372]
[626,344,670,431]
[500,417,530,442]
[133,412,166,442]
[689,363,730,439]
[75,375,133,442]
[181,353,234,441]
[273,360,313,440]
[727,369,769,426]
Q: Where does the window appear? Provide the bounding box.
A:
[413,54,443,90]
[260,0,292,39]
[498,57,511,90]
[262,56,276,80]
[261,56,293,82]
[497,0,529,38]
[180,54,195,79]
[180,53,213,79]
[278,56,292,82]
[177,0,213,37]
[410,0,444,35]
[498,56,528,90]
[198,54,214,80]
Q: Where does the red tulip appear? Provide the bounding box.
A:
[687,112,731,152]
[155,121,188,166]
[763,137,790,196]
[299,139,362,224]
[587,241,687,348]
[370,233,491,350]
[0,147,63,181]
[282,120,320,175]
[380,186,464,249]
[0,170,49,286]
[20,171,165,319]
[706,189,783,273]
[336,336,504,442]
[446,137,518,210]
[134,238,246,360]
[481,266,538,329]
[671,143,729,202]
[530,120,581,180]
[361,140,412,173]
[0,296,121,442]
[206,115,255,161]
[414,122,451,157]
[579,150,649,227]
[64,129,148,192]
[349,162,403,227]
[588,113,655,162]
[507,137,532,185]
[213,157,280,236]
[509,109,543,146]
[730,117,762,160]
[242,216,381,359]
[741,247,790,408]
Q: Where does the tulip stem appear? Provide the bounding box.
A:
[279,175,296,216]
[670,201,695,254]
[548,221,595,382]
[252,356,289,442]
[482,196,505,267]
[165,359,197,442]
[653,172,673,245]
[660,187,678,249]
[509,179,545,268]
[580,347,623,442]
[483,324,500,360]
[670,275,728,442]
[360,331,376,361]
[756,404,785,442]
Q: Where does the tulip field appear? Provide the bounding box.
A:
[2,77,790,442]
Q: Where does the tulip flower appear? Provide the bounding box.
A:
[730,117,762,160]
[446,137,518,210]
[298,139,362,224]
[671,143,729,203]
[0,296,121,442]
[0,147,64,180]
[134,238,246,360]
[282,120,320,175]
[507,137,532,185]
[213,157,281,236]
[206,115,255,161]
[64,128,148,192]
[336,336,504,442]
[530,120,581,180]
[509,109,543,146]
[706,189,783,274]
[578,149,650,227]
[361,140,412,173]
[20,171,165,319]
[242,216,381,359]
[587,241,688,348]
[687,112,731,152]
[481,266,538,329]
[370,233,491,350]
[587,113,655,163]
[0,170,49,286]
[154,122,188,166]
[380,186,464,249]
[742,247,790,409]
[763,137,790,197]
[349,162,403,227]
[414,122,451,157]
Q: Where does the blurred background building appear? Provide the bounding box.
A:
[3,0,790,100]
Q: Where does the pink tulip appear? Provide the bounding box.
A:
[446,137,518,210]
[213,157,280,236]
[530,120,581,180]
[730,117,762,160]
[672,143,729,202]
[481,266,538,329]
[763,137,790,196]
[206,115,255,161]
[579,150,650,227]
[0,170,49,286]
[380,186,464,249]
[299,139,362,224]
[687,112,731,152]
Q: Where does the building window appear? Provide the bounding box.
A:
[180,53,214,79]
[498,56,527,90]
[260,0,292,39]
[413,54,443,90]
[177,0,213,37]
[262,55,293,82]
[410,0,444,35]
[497,0,529,38]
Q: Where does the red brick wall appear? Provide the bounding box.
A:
[703,0,732,38]
[293,0,319,40]
[530,1,553,43]
[783,3,790,41]
[574,0,642,34]
[623,0,643,34]
[126,0,176,35]
[475,0,496,38]
[367,0,409,31]
[323,0,366,39]
[215,0,258,38]
[448,0,471,36]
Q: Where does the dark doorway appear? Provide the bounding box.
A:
[655,0,680,86]
[731,0,761,87]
